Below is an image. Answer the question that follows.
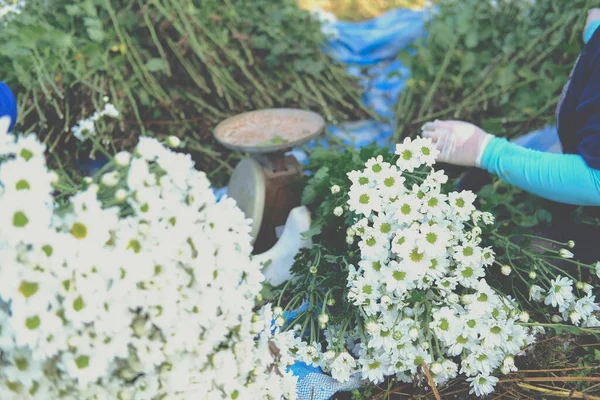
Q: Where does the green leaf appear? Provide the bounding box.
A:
[309,147,338,163]
[301,223,322,240]
[465,30,478,48]
[301,185,318,205]
[84,18,105,42]
[397,49,413,69]
[82,0,97,17]
[65,5,81,16]
[313,166,330,181]
[145,58,168,72]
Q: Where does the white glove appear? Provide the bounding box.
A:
[421,120,494,168]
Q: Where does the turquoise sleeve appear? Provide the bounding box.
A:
[584,19,600,44]
[480,137,600,206]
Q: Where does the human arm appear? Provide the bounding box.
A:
[480,137,600,206]
[421,121,600,206]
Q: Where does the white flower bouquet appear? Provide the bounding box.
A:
[340,138,535,396]
[279,138,600,397]
[0,117,297,399]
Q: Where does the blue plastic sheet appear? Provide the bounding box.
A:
[0,82,17,131]
[321,8,428,65]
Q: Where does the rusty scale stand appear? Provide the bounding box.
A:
[214,109,325,253]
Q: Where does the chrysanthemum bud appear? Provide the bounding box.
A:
[346,227,355,237]
[326,298,336,306]
[551,315,562,323]
[324,350,336,361]
[528,271,537,280]
[114,151,131,167]
[380,295,391,308]
[503,356,515,372]
[318,314,329,325]
[115,188,128,202]
[581,283,593,294]
[393,331,402,341]
[420,342,429,350]
[167,136,181,148]
[309,265,318,274]
[567,240,575,249]
[559,249,574,259]
[101,171,120,187]
[48,171,59,185]
[366,320,380,336]
[331,185,341,194]
[89,184,99,193]
[461,295,472,305]
[332,207,343,217]
[102,96,110,102]
[346,236,354,244]
[518,311,530,323]
[275,316,285,327]
[83,177,93,184]
[409,327,419,340]
[569,311,581,325]
[500,265,512,276]
[273,306,283,316]
[447,293,459,305]
[430,362,443,375]
[255,293,263,303]
[575,281,584,290]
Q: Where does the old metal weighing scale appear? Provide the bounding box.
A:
[214,108,325,253]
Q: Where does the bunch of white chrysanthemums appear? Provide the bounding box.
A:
[529,275,600,327]
[315,137,537,397]
[71,101,120,141]
[0,116,297,399]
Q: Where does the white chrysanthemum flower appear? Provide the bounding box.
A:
[467,374,499,397]
[348,185,381,217]
[330,352,358,383]
[412,137,439,166]
[395,137,424,172]
[529,284,545,302]
[545,276,575,311]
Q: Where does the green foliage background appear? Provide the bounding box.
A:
[394,0,593,141]
[0,0,370,185]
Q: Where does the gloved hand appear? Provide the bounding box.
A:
[421,120,494,168]
[585,8,600,43]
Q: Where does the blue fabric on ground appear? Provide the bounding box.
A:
[0,82,17,131]
[291,362,362,400]
[321,8,428,65]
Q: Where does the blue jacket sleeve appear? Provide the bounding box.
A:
[584,19,600,44]
[0,82,17,131]
[480,137,600,206]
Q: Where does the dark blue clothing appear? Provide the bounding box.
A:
[557,25,600,170]
[0,82,17,131]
